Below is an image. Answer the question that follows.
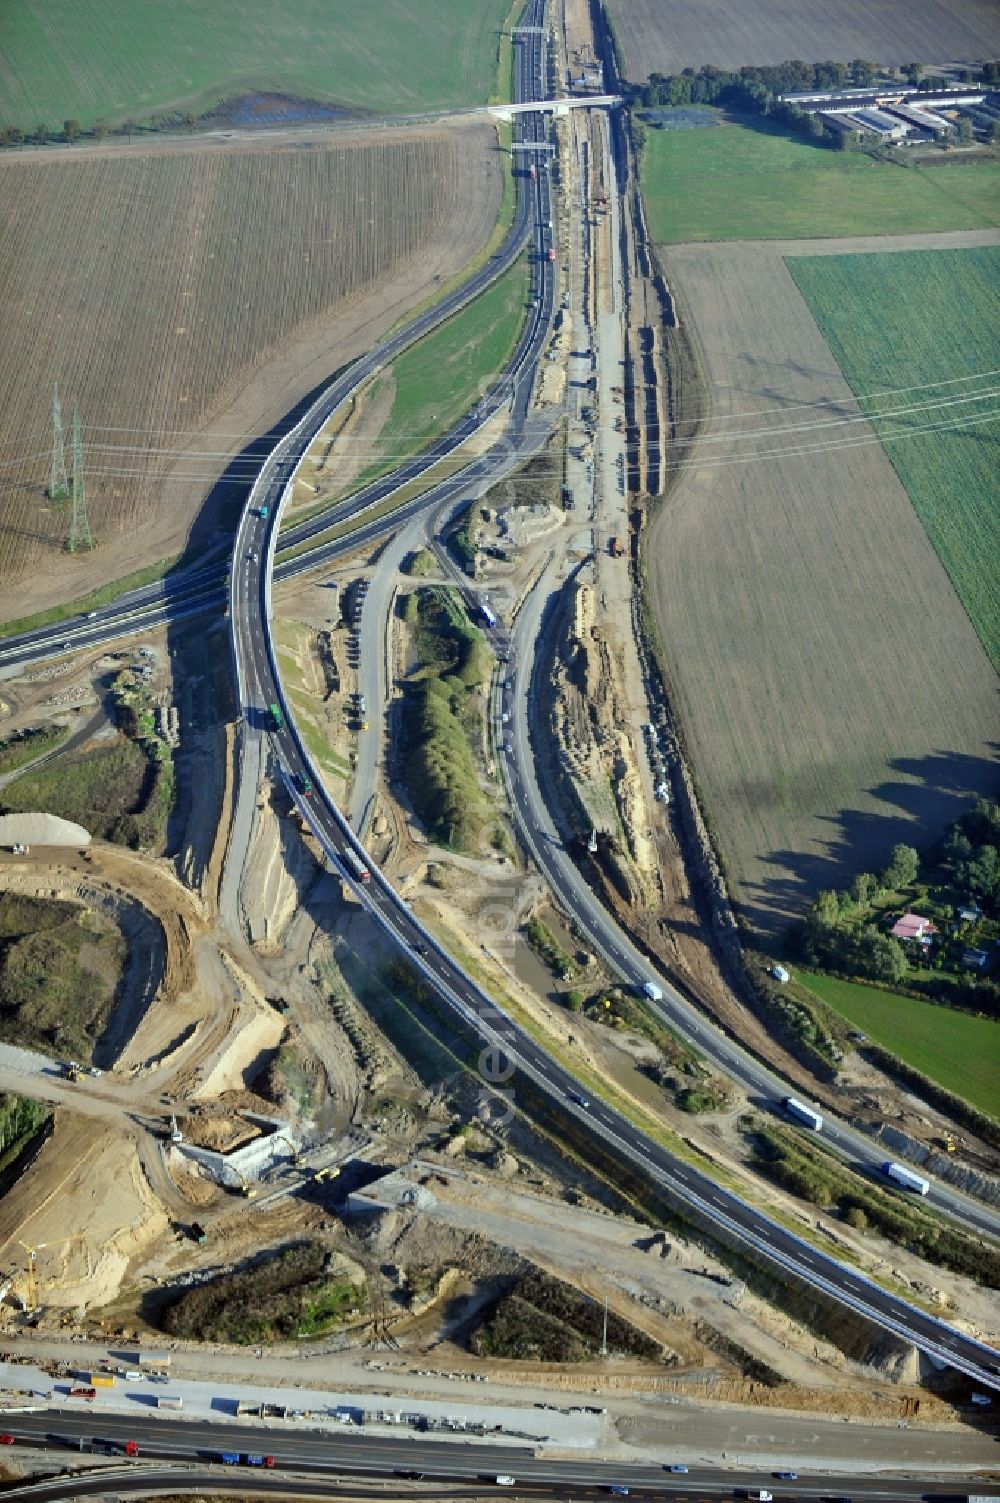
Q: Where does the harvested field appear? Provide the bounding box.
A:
[0,124,502,617]
[787,246,1000,668]
[0,0,511,127]
[646,231,999,937]
[607,0,1000,81]
[641,120,1000,244]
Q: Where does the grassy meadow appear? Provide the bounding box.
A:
[788,247,1000,668]
[0,0,511,127]
[346,253,531,495]
[641,120,1000,242]
[799,970,1000,1117]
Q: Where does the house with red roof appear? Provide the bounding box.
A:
[890,912,938,947]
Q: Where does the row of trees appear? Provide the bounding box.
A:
[0,114,200,149]
[627,57,998,108]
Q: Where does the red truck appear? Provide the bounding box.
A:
[69,1386,96,1400]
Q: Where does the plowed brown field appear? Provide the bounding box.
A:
[608,0,1000,80]
[0,123,501,615]
[646,231,999,938]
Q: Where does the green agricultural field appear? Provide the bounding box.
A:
[641,120,1000,242]
[0,0,511,128]
[788,247,1000,668]
[349,253,530,495]
[799,971,1000,1117]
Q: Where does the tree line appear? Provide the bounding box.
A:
[0,114,201,149]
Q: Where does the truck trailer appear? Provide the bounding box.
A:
[341,848,371,885]
[782,1096,824,1131]
[882,1160,930,1195]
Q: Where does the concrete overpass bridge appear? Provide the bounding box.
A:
[489,94,621,121]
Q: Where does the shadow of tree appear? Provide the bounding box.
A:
[742,744,1000,940]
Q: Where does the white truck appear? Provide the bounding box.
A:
[882,1160,930,1196]
[782,1096,823,1131]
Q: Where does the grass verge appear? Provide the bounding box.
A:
[750,1119,1000,1287]
[0,556,181,641]
[0,724,71,777]
[334,253,530,502]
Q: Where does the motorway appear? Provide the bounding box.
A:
[218,10,1000,1394]
[0,0,996,1408]
[0,1412,995,1500]
[0,103,994,1259]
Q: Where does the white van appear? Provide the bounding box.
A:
[642,981,663,1001]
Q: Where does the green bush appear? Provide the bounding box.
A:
[525,914,574,979]
[0,893,124,1060]
[402,589,494,851]
[162,1241,365,1344]
[0,724,70,776]
[751,1124,1000,1287]
[472,1268,660,1362]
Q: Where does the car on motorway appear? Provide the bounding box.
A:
[665,1464,689,1473]
[394,1471,425,1480]
[86,611,98,619]
[0,1434,14,1445]
[774,1473,798,1481]
[607,1488,629,1497]
[569,1092,590,1108]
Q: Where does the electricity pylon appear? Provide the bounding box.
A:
[66,410,95,552]
[48,385,70,500]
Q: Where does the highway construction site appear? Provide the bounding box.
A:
[0,0,997,1490]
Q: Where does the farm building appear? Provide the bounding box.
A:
[783,87,891,109]
[887,103,953,135]
[819,112,862,139]
[890,912,938,945]
[846,109,910,140]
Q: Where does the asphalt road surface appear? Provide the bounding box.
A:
[1,1411,995,1500]
[223,3,999,1395]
